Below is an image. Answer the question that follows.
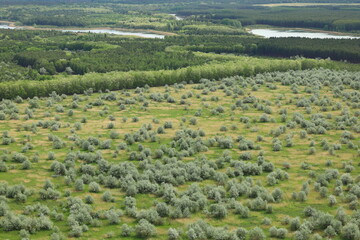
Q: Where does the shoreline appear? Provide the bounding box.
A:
[0,20,177,37]
[247,25,360,37]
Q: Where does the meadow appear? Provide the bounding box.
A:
[0,68,359,239]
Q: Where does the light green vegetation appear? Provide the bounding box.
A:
[0,68,359,239]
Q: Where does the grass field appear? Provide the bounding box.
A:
[0,68,359,239]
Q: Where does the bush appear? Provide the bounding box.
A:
[189,118,197,125]
[220,126,228,132]
[168,228,180,240]
[328,195,337,206]
[121,224,133,237]
[102,191,114,202]
[106,209,122,225]
[290,217,301,231]
[89,182,101,193]
[74,179,84,191]
[342,223,360,240]
[236,227,247,240]
[0,161,8,172]
[272,188,283,202]
[249,227,266,240]
[21,160,32,170]
[207,203,227,219]
[270,226,288,239]
[135,219,156,238]
[110,131,120,139]
[156,202,170,217]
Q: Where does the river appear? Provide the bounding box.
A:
[250,28,360,39]
[169,14,183,21]
[0,24,165,39]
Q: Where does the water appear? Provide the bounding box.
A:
[0,24,16,29]
[250,28,360,39]
[61,29,165,39]
[169,14,183,21]
[0,24,165,39]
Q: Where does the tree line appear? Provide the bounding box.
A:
[0,56,351,99]
[174,35,360,63]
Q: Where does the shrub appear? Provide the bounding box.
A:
[342,223,360,240]
[249,227,266,240]
[290,217,301,231]
[85,195,94,204]
[168,228,180,240]
[74,179,84,191]
[220,126,228,132]
[328,195,337,206]
[0,161,8,172]
[270,226,288,239]
[21,160,32,170]
[110,131,120,139]
[106,209,122,225]
[135,219,156,238]
[236,227,247,240]
[121,224,133,237]
[89,182,101,193]
[102,191,114,202]
[156,202,170,217]
[272,188,283,202]
[189,118,197,125]
[207,203,227,219]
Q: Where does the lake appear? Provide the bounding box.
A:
[0,24,165,39]
[250,28,360,39]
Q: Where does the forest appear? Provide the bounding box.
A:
[0,0,360,240]
[1,30,360,87]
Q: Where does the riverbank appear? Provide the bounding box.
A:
[0,20,177,37]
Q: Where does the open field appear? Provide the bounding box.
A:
[0,68,359,239]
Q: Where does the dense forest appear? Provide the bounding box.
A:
[174,36,360,63]
[2,0,360,32]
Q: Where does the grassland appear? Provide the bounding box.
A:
[0,69,359,239]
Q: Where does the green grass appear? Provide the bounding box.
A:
[0,69,359,240]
